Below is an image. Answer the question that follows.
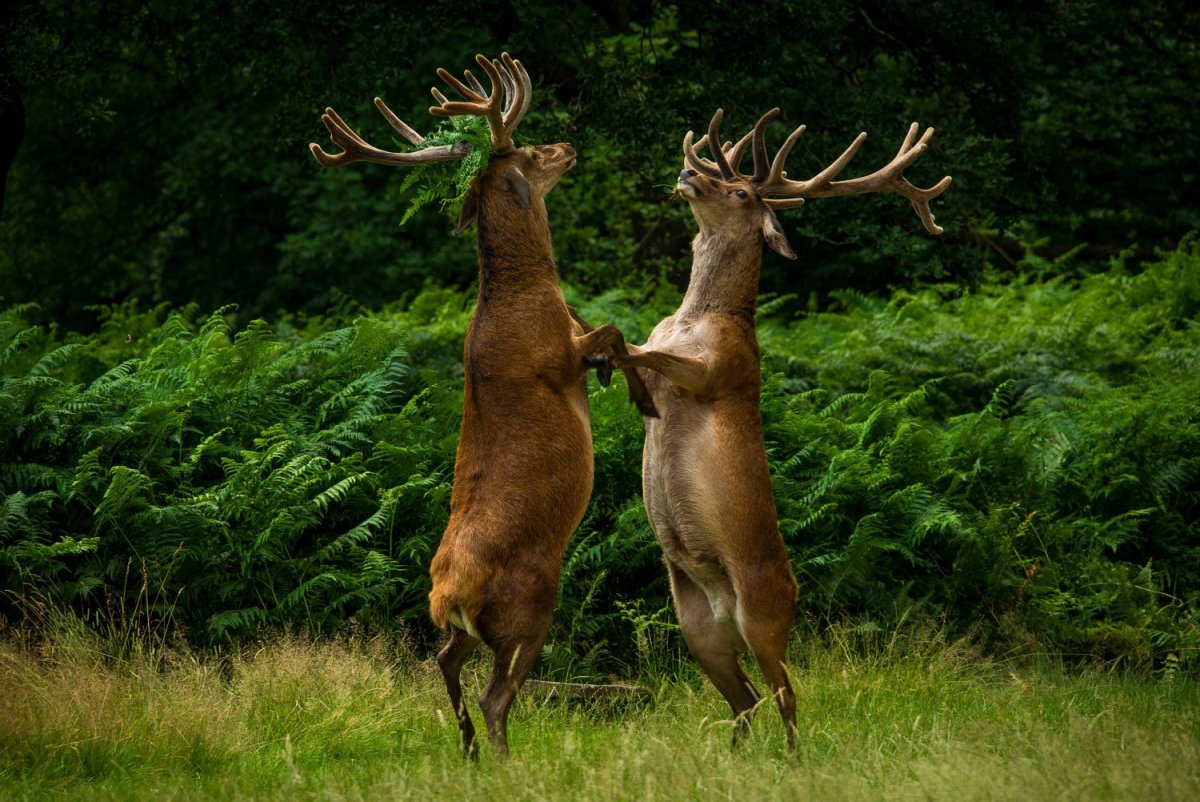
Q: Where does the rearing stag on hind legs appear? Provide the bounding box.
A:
[615,109,951,750]
[311,53,655,758]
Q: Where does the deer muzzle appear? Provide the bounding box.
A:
[677,168,699,197]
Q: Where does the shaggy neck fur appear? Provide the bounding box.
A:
[474,173,559,296]
[678,224,763,323]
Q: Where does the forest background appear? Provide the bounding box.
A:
[1,0,1198,676]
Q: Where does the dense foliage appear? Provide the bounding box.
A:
[2,0,1198,677]
[2,1,1198,329]
[4,242,1197,671]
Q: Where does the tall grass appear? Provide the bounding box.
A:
[2,618,1197,801]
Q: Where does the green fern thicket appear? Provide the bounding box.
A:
[2,243,1198,671]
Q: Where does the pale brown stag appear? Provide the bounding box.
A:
[614,109,951,749]
[311,53,655,757]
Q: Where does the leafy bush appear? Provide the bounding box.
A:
[760,241,1200,667]
[0,292,470,641]
[3,243,1199,671]
[5,1,1198,328]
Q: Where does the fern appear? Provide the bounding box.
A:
[3,247,1200,670]
[397,115,494,224]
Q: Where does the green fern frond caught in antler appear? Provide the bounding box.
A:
[396,115,494,225]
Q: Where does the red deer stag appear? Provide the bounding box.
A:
[311,53,656,757]
[614,109,951,749]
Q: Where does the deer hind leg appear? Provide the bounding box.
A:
[736,579,799,751]
[437,626,482,758]
[666,560,760,745]
[476,630,547,758]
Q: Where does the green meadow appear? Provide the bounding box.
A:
[3,621,1197,801]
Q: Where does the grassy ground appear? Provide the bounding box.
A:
[1,623,1197,801]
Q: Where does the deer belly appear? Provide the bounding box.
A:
[644,413,731,583]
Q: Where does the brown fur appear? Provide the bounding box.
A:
[614,167,801,750]
[613,109,948,751]
[429,144,654,757]
[310,56,655,758]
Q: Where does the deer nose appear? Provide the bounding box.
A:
[679,168,697,181]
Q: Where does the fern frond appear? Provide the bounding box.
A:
[397,115,494,224]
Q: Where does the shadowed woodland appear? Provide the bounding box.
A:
[1,0,1199,676]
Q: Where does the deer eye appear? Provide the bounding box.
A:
[532,152,541,161]
[736,190,748,200]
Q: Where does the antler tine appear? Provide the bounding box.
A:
[499,53,533,136]
[493,58,516,115]
[706,109,735,180]
[309,108,361,168]
[760,122,952,234]
[435,67,486,103]
[682,130,724,179]
[750,108,781,183]
[761,124,807,189]
[373,97,424,146]
[309,103,471,169]
[892,174,953,234]
[692,134,734,161]
[725,130,754,175]
[462,69,487,98]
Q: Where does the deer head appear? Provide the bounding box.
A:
[310,53,576,233]
[423,52,575,232]
[451,140,576,236]
[677,109,952,259]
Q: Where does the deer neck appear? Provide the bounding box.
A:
[475,191,560,291]
[678,227,762,323]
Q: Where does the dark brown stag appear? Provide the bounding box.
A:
[614,109,951,749]
[311,53,655,757]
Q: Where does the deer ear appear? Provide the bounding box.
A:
[504,165,532,210]
[454,184,480,236]
[762,208,797,260]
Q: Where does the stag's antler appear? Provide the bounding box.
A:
[310,52,533,168]
[310,97,471,168]
[685,109,952,235]
[429,52,532,153]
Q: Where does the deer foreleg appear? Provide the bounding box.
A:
[565,304,595,334]
[572,324,659,418]
[613,345,709,395]
[572,322,615,386]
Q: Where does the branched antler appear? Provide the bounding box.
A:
[309,52,534,169]
[309,97,471,168]
[429,52,532,153]
[685,109,952,234]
